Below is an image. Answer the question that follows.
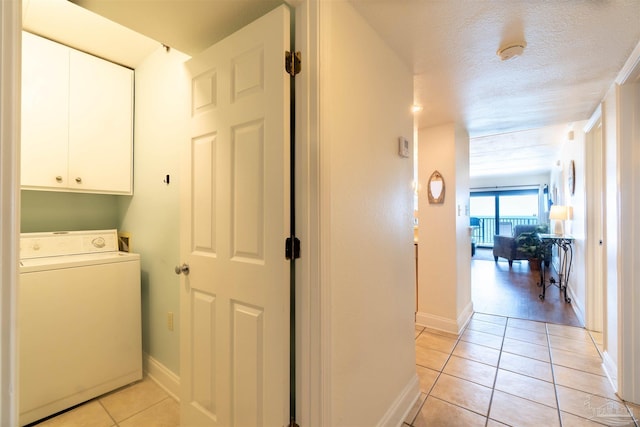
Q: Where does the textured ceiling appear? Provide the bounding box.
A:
[349,0,640,177]
[469,124,569,178]
[351,1,640,136]
[25,0,640,178]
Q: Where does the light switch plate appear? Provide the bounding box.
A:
[398,137,410,158]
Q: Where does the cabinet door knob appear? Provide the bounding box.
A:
[55,176,63,183]
[75,177,82,183]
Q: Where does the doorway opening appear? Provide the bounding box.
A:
[469,186,582,326]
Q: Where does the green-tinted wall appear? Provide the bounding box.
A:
[21,190,121,232]
[116,46,189,376]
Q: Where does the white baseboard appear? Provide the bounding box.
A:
[376,374,420,427]
[457,301,474,333]
[566,285,585,326]
[143,353,180,401]
[415,301,473,335]
[602,350,619,394]
[415,311,456,334]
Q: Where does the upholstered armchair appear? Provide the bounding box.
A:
[493,224,550,267]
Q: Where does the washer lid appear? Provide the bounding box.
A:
[20,229,120,259]
[19,251,140,273]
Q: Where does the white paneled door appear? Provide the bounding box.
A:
[180,5,290,427]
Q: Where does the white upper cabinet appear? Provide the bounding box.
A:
[68,49,133,193]
[21,32,134,195]
[21,32,70,189]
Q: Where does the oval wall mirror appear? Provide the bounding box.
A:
[427,170,445,204]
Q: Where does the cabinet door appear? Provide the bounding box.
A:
[21,32,70,189]
[68,49,133,194]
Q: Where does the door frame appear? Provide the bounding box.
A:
[0,1,21,425]
[614,43,640,404]
[293,2,327,425]
[583,106,604,333]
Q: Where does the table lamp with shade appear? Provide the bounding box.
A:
[549,205,571,235]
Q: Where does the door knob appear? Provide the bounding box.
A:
[75,177,82,183]
[175,263,190,275]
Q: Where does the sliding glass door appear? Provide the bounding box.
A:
[470,189,541,247]
[470,195,495,246]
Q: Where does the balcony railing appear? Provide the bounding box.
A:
[470,216,539,246]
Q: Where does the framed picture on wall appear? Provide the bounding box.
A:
[568,160,576,196]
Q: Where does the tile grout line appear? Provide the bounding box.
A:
[436,320,491,425]
[545,321,564,427]
[415,316,619,427]
[482,316,508,427]
[409,325,460,426]
[481,316,570,425]
[436,314,507,426]
[409,326,432,426]
[488,316,559,422]
[551,326,640,426]
[98,399,119,427]
[412,319,497,426]
[102,396,172,426]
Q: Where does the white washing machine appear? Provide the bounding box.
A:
[19,229,142,426]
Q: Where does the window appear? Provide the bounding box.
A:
[470,189,541,246]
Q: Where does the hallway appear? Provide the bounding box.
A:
[407,313,639,426]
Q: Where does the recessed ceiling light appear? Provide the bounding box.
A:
[497,42,527,61]
[411,105,423,113]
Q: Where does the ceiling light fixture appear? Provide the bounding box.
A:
[497,42,526,61]
[411,104,423,113]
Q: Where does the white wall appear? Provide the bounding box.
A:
[418,125,456,323]
[318,2,418,425]
[455,126,472,317]
[417,124,472,333]
[118,46,190,376]
[553,123,587,325]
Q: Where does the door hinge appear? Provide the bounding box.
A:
[285,51,301,77]
[285,236,301,260]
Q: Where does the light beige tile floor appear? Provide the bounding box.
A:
[25,313,640,427]
[406,312,640,427]
[30,376,179,427]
